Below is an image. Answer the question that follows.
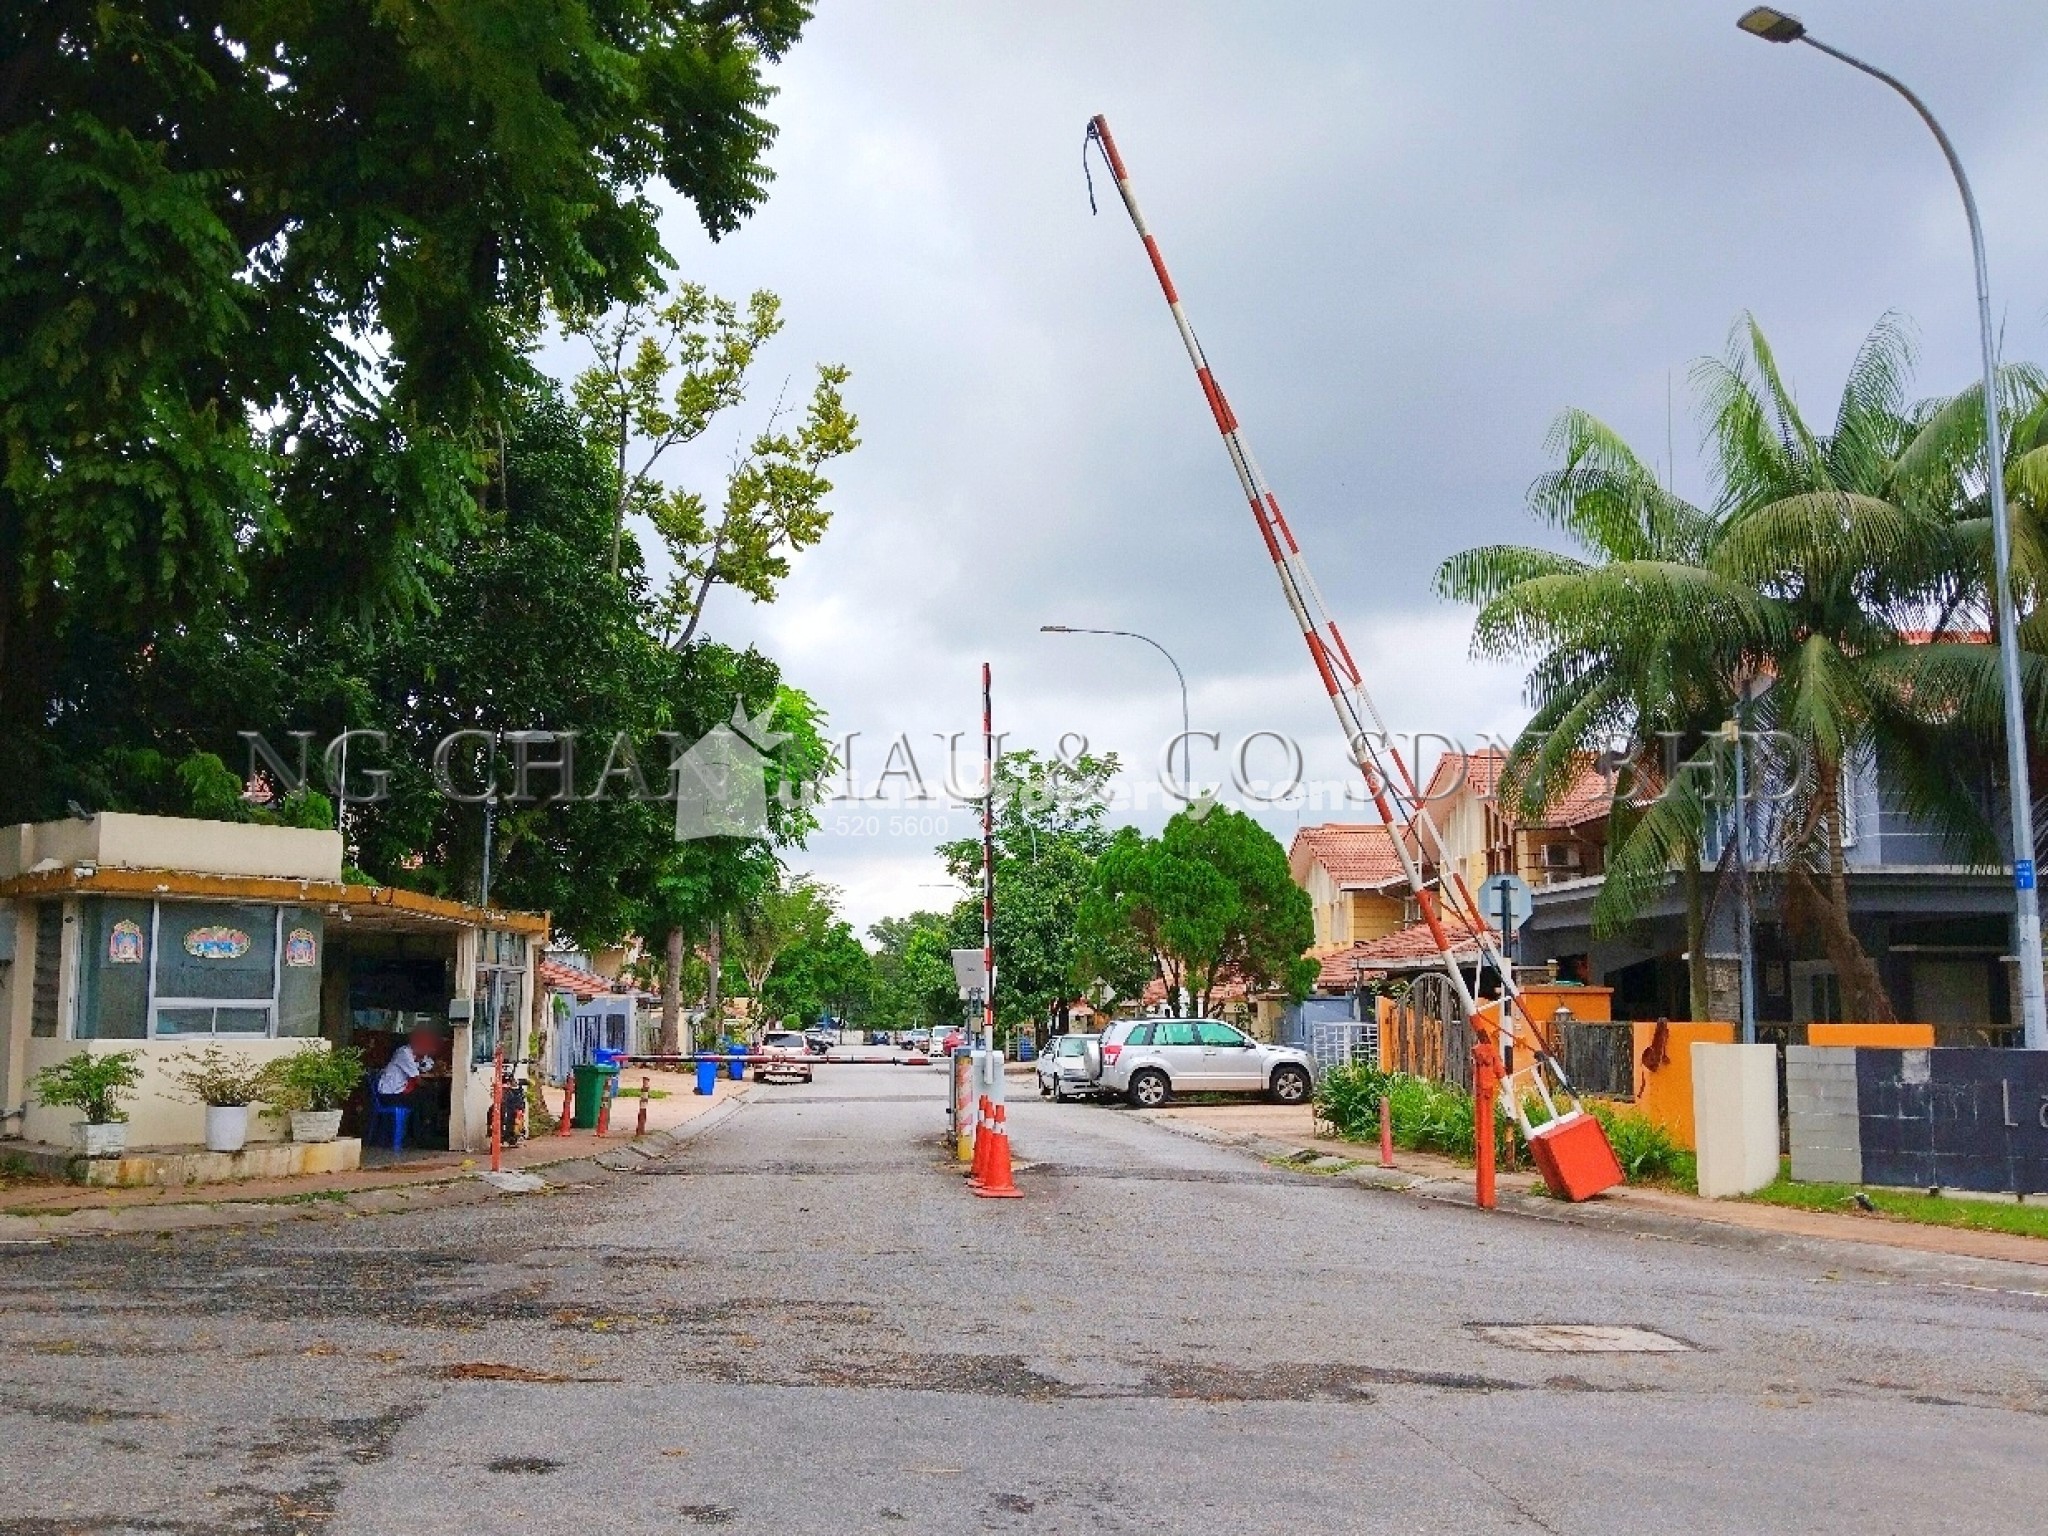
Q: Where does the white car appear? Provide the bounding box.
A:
[1036,1033,1102,1101]
[1096,1018,1313,1109]
[754,1030,816,1084]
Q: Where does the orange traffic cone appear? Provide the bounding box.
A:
[966,1094,992,1185]
[970,1101,1022,1198]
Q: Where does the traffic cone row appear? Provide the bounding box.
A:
[971,1101,1022,1198]
[966,1094,992,1185]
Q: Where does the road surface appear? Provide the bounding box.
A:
[2,1062,2043,1534]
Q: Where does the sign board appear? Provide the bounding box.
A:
[1477,873,1533,932]
[950,948,989,1000]
[1789,1046,2048,1194]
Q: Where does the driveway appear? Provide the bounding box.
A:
[1,1062,2042,1534]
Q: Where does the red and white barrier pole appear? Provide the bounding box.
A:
[489,1044,505,1173]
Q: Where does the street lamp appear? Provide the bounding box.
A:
[1039,625,1194,803]
[1738,8,2047,1051]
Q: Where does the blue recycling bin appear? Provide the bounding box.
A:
[694,1056,720,1096]
[1017,1038,1036,1062]
[727,1043,746,1081]
[592,1047,626,1068]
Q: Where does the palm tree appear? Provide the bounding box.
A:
[1443,314,2018,1024]
[1435,406,1757,1020]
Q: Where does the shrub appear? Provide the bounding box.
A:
[1313,1061,1393,1138]
[168,1046,271,1107]
[1318,1065,1518,1163]
[30,1050,144,1123]
[260,1044,366,1113]
[1588,1101,1694,1187]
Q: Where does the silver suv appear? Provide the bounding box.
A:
[1097,1018,1314,1108]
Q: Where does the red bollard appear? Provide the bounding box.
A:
[595,1073,614,1137]
[635,1074,650,1137]
[558,1075,575,1136]
[1378,1093,1394,1168]
[1473,1037,1501,1211]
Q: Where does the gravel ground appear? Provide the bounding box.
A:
[2,1062,2044,1535]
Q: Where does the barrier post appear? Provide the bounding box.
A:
[1473,1034,1501,1211]
[595,1072,614,1137]
[636,1074,650,1137]
[557,1074,574,1137]
[1378,1093,1394,1168]
[953,1050,975,1163]
[490,1044,504,1173]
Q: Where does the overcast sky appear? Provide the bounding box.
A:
[552,1,2048,935]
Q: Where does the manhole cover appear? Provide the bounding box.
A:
[1469,1325,1690,1354]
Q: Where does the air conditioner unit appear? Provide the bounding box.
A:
[1540,843,1582,871]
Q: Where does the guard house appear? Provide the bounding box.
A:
[0,813,545,1154]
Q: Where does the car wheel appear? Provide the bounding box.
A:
[1269,1064,1311,1105]
[1052,1077,1067,1103]
[1127,1069,1170,1109]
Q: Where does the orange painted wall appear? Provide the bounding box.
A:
[1806,1022,1935,1049]
[1627,1020,1737,1150]
[1515,984,1613,1032]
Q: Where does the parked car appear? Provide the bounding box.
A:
[755,1030,816,1084]
[904,1029,931,1052]
[937,1029,964,1055]
[1095,1018,1312,1108]
[1037,1032,1102,1101]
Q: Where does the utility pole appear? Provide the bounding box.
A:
[1738,7,2046,1047]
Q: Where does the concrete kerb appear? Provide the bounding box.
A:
[0,1086,753,1242]
[1135,1108,2048,1293]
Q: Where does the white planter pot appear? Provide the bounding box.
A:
[204,1104,250,1153]
[71,1121,128,1159]
[290,1109,343,1144]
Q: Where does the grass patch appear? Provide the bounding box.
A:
[1745,1167,2048,1242]
[1314,1063,1695,1190]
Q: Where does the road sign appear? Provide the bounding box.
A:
[1478,873,1534,932]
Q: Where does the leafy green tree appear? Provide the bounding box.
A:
[2,0,814,821]
[868,913,961,1031]
[763,917,871,1027]
[728,870,837,1010]
[565,287,858,639]
[1079,804,1314,1017]
[940,751,1120,1039]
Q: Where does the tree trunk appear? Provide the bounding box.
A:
[658,926,684,1055]
[1683,848,1710,1024]
[705,923,725,1047]
[1823,787,1894,1023]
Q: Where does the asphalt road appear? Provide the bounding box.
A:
[2,1061,2045,1535]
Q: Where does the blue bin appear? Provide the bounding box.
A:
[727,1045,746,1081]
[1017,1039,1037,1062]
[592,1047,626,1068]
[694,1056,720,1096]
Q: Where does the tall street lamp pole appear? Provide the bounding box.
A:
[1739,8,2046,1050]
[1040,625,1193,804]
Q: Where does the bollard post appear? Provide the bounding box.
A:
[490,1044,504,1173]
[636,1074,650,1137]
[1473,1036,1501,1211]
[558,1074,574,1137]
[595,1071,614,1137]
[1378,1093,1394,1168]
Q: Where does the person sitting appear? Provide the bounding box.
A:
[376,1028,442,1098]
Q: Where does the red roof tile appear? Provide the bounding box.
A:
[1312,914,1485,988]
[1289,822,1407,889]
[538,956,635,998]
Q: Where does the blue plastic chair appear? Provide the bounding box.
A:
[364,1074,410,1151]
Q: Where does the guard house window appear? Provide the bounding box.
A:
[472,931,528,1066]
[138,901,324,1039]
[30,902,63,1038]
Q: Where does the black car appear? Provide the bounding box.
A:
[802,1029,833,1056]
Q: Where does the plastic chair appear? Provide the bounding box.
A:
[364,1075,410,1151]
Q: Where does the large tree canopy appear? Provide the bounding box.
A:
[0,0,814,817]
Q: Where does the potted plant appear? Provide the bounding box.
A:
[169,1046,271,1152]
[259,1043,365,1143]
[30,1050,144,1158]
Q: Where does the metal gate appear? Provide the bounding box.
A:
[1384,971,1471,1091]
[1308,1021,1379,1076]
